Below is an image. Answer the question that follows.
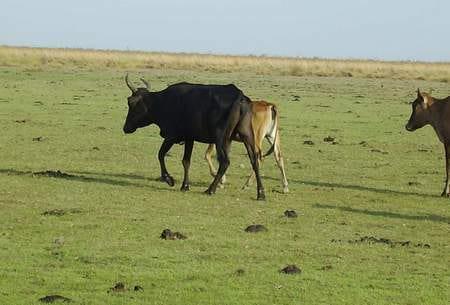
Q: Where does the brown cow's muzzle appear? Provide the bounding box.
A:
[405,122,415,132]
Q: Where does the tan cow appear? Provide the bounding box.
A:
[405,89,450,196]
[205,100,289,193]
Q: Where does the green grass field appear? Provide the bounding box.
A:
[0,65,449,305]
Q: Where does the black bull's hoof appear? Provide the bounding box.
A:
[257,190,266,201]
[204,188,215,195]
[180,184,190,192]
[160,174,175,187]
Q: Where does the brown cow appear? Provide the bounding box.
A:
[205,100,289,193]
[405,89,450,196]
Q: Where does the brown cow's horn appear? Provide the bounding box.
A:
[125,73,136,93]
[140,78,150,90]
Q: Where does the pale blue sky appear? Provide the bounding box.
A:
[1,0,449,61]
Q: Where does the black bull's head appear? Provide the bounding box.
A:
[123,74,152,134]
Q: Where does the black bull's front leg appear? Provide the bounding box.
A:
[180,140,194,191]
[158,139,175,186]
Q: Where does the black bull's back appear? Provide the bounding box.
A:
[153,83,251,143]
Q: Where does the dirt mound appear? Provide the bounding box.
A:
[280,265,301,274]
[33,170,73,178]
[235,269,245,276]
[42,208,82,217]
[244,224,268,233]
[108,282,126,293]
[32,136,45,142]
[332,236,431,248]
[38,295,72,303]
[108,282,144,293]
[284,210,298,218]
[160,229,187,240]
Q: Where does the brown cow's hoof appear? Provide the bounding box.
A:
[441,191,450,197]
[160,174,175,187]
[180,184,190,192]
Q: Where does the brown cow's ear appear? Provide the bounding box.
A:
[417,88,421,97]
[421,94,430,109]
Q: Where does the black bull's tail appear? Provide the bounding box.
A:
[262,105,278,158]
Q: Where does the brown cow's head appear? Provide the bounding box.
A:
[405,89,432,132]
[123,74,152,134]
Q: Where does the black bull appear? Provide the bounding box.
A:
[123,75,265,200]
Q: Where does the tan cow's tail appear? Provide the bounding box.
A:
[262,105,278,158]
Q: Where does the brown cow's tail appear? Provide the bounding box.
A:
[262,105,278,158]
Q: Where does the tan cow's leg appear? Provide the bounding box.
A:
[204,144,225,187]
[273,130,289,193]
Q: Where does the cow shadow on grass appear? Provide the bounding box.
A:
[0,168,210,190]
[313,203,450,224]
[71,170,211,188]
[267,176,438,199]
[0,168,169,191]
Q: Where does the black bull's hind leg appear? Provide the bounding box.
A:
[158,139,175,186]
[181,140,194,191]
[205,136,231,195]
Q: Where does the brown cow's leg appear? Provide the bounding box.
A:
[158,139,175,186]
[441,143,450,197]
[273,132,289,193]
[204,144,225,187]
[181,140,194,191]
[242,134,265,200]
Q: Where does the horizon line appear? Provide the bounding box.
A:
[1,44,449,65]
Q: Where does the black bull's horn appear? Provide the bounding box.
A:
[140,78,150,90]
[125,73,136,93]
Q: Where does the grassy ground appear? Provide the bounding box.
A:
[0,64,449,305]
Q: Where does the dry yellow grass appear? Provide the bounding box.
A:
[0,45,448,82]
